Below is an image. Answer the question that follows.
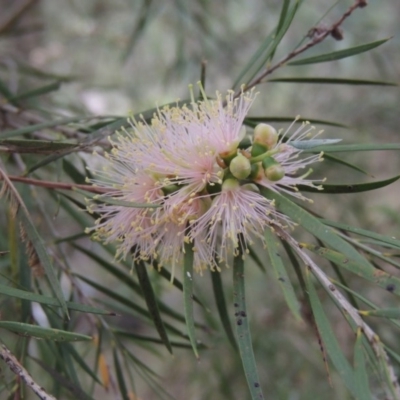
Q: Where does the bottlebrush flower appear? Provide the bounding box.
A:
[86,85,327,273]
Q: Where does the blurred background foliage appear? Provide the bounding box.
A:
[0,0,399,399]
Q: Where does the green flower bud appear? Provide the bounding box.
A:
[222,178,240,191]
[162,183,180,195]
[254,123,278,149]
[265,164,285,181]
[262,156,285,181]
[261,156,278,170]
[229,154,252,180]
[241,183,260,193]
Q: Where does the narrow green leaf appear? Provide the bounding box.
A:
[31,357,94,400]
[260,188,370,266]
[232,29,276,89]
[323,154,370,176]
[298,175,400,193]
[331,280,390,316]
[74,245,194,326]
[0,283,114,315]
[113,330,203,349]
[288,38,390,65]
[123,345,162,379]
[12,60,77,81]
[281,240,307,295]
[319,239,359,310]
[113,348,130,400]
[154,262,205,307]
[268,77,397,86]
[121,0,153,62]
[210,270,238,351]
[8,81,61,102]
[0,139,77,154]
[0,321,91,341]
[265,227,302,320]
[75,273,190,340]
[62,158,86,184]
[233,247,265,400]
[9,185,69,316]
[355,238,400,251]
[124,351,174,400]
[245,116,347,128]
[354,329,372,400]
[359,308,400,319]
[290,139,342,149]
[75,188,160,209]
[320,219,400,251]
[25,155,73,177]
[383,346,400,368]
[183,239,199,358]
[267,0,298,63]
[65,343,102,385]
[275,0,290,43]
[59,344,81,389]
[0,77,14,99]
[305,270,356,396]
[303,244,400,296]
[0,117,83,139]
[134,261,172,354]
[247,246,266,272]
[303,143,400,153]
[53,232,87,244]
[268,0,294,61]
[378,349,400,400]
[90,325,103,395]
[337,236,400,270]
[238,0,302,86]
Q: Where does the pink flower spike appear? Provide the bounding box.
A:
[191,179,290,266]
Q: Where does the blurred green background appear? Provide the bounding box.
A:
[0,0,399,399]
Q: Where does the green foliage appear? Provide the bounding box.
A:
[0,1,399,399]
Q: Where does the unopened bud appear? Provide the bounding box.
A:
[331,27,343,41]
[241,183,260,193]
[254,123,278,149]
[219,129,245,164]
[219,145,238,165]
[229,154,252,179]
[262,156,285,181]
[265,165,285,181]
[222,178,240,191]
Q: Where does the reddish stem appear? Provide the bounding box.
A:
[3,175,109,194]
[241,0,367,94]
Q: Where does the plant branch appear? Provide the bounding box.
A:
[0,0,38,35]
[273,223,400,400]
[0,103,84,139]
[242,0,368,93]
[2,174,109,194]
[0,344,56,400]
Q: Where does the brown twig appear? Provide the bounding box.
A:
[0,0,38,35]
[3,174,109,194]
[242,0,368,93]
[0,344,56,400]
